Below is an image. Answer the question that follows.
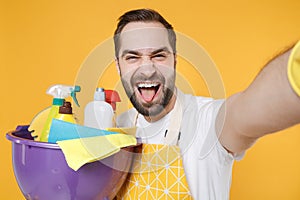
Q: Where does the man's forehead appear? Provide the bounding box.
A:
[118,22,171,53]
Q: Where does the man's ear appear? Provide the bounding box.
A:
[115,57,120,75]
[174,53,177,69]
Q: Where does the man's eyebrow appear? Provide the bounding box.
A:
[151,47,171,55]
[121,50,141,58]
[121,47,171,58]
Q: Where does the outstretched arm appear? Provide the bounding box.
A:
[218,41,300,154]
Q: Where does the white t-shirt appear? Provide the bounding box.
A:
[117,90,240,200]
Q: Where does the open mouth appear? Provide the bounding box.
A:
[137,82,161,102]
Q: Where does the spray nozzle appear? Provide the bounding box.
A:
[71,86,81,107]
[47,84,81,107]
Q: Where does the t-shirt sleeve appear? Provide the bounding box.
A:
[196,98,244,166]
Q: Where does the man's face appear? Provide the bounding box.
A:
[116,22,176,117]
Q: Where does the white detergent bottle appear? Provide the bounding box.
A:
[84,88,114,129]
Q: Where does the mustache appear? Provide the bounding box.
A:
[130,73,165,86]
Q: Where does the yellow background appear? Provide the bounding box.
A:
[1,0,300,199]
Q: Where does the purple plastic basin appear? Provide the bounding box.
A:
[6,130,140,200]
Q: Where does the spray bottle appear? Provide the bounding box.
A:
[39,85,80,142]
[54,101,77,124]
[84,88,114,129]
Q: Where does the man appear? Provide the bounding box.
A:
[113,8,300,199]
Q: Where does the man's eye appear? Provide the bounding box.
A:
[152,53,167,60]
[125,56,139,61]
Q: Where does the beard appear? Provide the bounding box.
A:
[129,85,174,117]
[121,70,176,117]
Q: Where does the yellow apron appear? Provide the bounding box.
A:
[116,94,193,199]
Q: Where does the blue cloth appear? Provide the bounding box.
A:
[48,119,118,143]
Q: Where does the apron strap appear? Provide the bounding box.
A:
[133,89,184,146]
[163,92,183,145]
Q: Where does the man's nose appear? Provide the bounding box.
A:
[140,57,156,77]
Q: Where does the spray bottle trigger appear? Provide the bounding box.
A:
[71,86,81,107]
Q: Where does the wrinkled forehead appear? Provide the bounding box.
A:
[118,24,171,56]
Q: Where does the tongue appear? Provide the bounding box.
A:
[140,88,156,102]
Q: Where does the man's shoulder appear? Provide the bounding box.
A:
[178,90,221,109]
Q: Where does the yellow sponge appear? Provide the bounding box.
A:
[288,40,300,96]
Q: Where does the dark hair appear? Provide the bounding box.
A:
[113,8,176,58]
